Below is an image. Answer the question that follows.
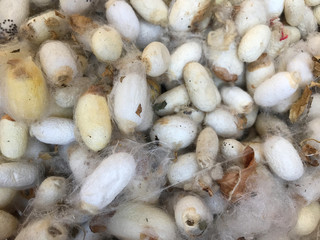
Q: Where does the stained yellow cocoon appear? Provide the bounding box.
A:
[75,86,112,152]
[4,57,48,121]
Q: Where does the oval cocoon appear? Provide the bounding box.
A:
[293,202,320,236]
[0,210,19,239]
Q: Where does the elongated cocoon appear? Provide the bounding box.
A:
[263,136,304,181]
[174,195,213,237]
[80,152,136,214]
[130,0,168,26]
[238,24,271,63]
[105,0,140,41]
[3,57,48,122]
[75,86,112,151]
[254,72,300,107]
[0,187,16,209]
[150,115,197,150]
[60,0,96,15]
[284,0,305,27]
[0,115,28,159]
[90,26,123,62]
[293,202,320,236]
[39,41,78,86]
[0,210,19,239]
[0,162,40,189]
[221,86,253,114]
[183,62,221,112]
[30,117,75,145]
[221,139,245,161]
[142,42,170,77]
[106,202,177,240]
[263,0,284,18]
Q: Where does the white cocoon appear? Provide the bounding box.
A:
[80,152,136,214]
[106,202,177,240]
[30,117,75,145]
[150,115,198,150]
[136,20,163,49]
[263,135,304,181]
[263,0,284,18]
[0,210,19,239]
[221,86,253,114]
[284,26,301,44]
[238,24,271,63]
[105,0,140,41]
[293,202,320,236]
[142,41,170,77]
[183,62,221,112]
[308,94,320,120]
[60,0,95,15]
[284,0,305,27]
[314,5,320,25]
[253,72,300,107]
[297,6,317,38]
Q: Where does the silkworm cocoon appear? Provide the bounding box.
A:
[308,94,320,120]
[238,24,271,63]
[150,115,198,150]
[196,127,219,169]
[297,6,317,38]
[221,86,253,114]
[90,26,123,62]
[75,86,112,152]
[174,195,213,237]
[253,72,300,107]
[293,202,320,236]
[15,217,68,240]
[105,0,140,41]
[169,0,211,31]
[21,10,69,44]
[0,115,28,160]
[177,107,205,125]
[0,210,19,239]
[246,53,275,95]
[183,62,221,112]
[106,202,177,240]
[154,84,190,116]
[263,135,304,181]
[284,0,305,26]
[39,41,78,86]
[271,89,300,113]
[247,142,264,163]
[59,0,96,15]
[33,176,67,210]
[130,0,168,26]
[167,41,202,84]
[0,162,40,189]
[167,153,199,186]
[80,152,136,214]
[221,139,245,161]
[263,0,284,18]
[234,0,267,36]
[2,57,48,122]
[244,104,259,128]
[306,118,320,151]
[136,20,164,49]
[0,187,16,209]
[142,42,170,77]
[205,107,243,138]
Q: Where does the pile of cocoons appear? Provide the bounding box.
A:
[3,0,320,239]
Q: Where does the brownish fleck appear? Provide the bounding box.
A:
[242,146,255,167]
[158,117,169,125]
[1,114,15,121]
[191,1,211,30]
[198,179,214,197]
[140,233,158,240]
[20,188,35,199]
[89,225,107,233]
[49,30,58,39]
[136,104,142,117]
[119,76,125,83]
[69,15,96,34]
[312,56,320,77]
[54,10,65,19]
[301,144,319,167]
[7,59,21,67]
[236,114,247,130]
[289,85,312,123]
[39,152,53,160]
[48,226,62,237]
[247,53,271,72]
[44,17,60,27]
[212,65,238,82]
[14,67,30,78]
[86,85,107,97]
[232,5,241,20]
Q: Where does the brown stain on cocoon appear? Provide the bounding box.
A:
[136,104,142,117]
[158,117,170,125]
[86,85,107,97]
[89,224,107,233]
[191,1,211,30]
[69,15,97,34]
[247,53,272,72]
[55,66,73,86]
[1,114,15,121]
[44,17,60,27]
[212,65,237,82]
[54,11,65,19]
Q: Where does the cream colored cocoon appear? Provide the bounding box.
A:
[0,187,16,209]
[284,0,305,27]
[0,210,19,240]
[293,202,320,236]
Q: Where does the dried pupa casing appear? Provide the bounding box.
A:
[305,0,320,5]
[30,117,75,145]
[21,10,69,44]
[196,127,219,169]
[59,0,97,15]
[313,5,320,25]
[154,84,190,116]
[204,107,243,139]
[169,0,211,31]
[253,72,300,107]
[167,41,202,87]
[177,107,205,125]
[80,152,136,214]
[183,62,221,112]
[75,86,112,152]
[221,86,253,114]
[141,41,170,77]
[106,202,177,240]
[136,20,164,49]
[270,89,300,113]
[33,176,67,210]
[297,5,317,38]
[39,40,79,86]
[15,217,68,240]
[0,210,19,239]
[263,135,304,181]
[150,115,198,150]
[234,0,267,36]
[263,0,284,18]
[265,25,290,59]
[0,162,40,189]
[90,25,123,62]
[284,0,305,27]
[221,139,245,161]
[105,0,140,41]
[0,187,17,209]
[174,195,213,237]
[238,24,271,63]
[130,0,168,27]
[0,114,28,160]
[246,53,275,96]
[167,152,199,186]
